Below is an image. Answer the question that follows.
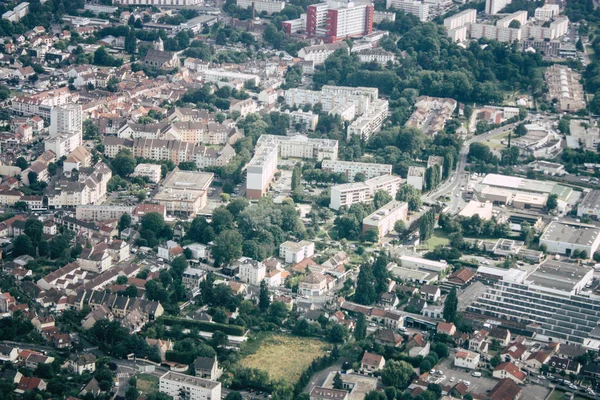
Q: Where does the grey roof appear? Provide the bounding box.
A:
[195,356,216,370]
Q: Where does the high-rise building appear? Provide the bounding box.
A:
[485,0,511,15]
[246,136,279,199]
[50,104,82,138]
[386,0,430,22]
[305,0,374,42]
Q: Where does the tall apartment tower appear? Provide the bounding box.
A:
[485,0,512,15]
[306,0,374,42]
[50,104,82,138]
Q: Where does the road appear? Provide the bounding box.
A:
[424,123,518,214]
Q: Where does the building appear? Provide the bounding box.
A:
[194,356,222,381]
[237,257,266,286]
[309,387,349,400]
[361,352,385,372]
[545,65,586,112]
[114,0,202,3]
[200,69,260,86]
[535,3,560,20]
[578,190,600,220]
[298,42,350,65]
[346,99,389,141]
[46,162,112,208]
[46,104,83,158]
[444,9,476,30]
[406,96,457,136]
[69,354,97,375]
[299,272,329,296]
[493,362,526,384]
[76,205,133,222]
[246,137,278,199]
[488,379,522,400]
[330,174,403,210]
[322,160,392,181]
[458,201,494,220]
[486,0,511,15]
[454,350,480,370]
[289,110,319,131]
[386,0,430,21]
[362,201,408,241]
[236,0,285,14]
[357,48,396,65]
[159,371,221,400]
[153,169,214,216]
[257,134,339,161]
[406,166,425,191]
[540,221,600,259]
[133,163,162,183]
[280,241,315,264]
[182,267,207,292]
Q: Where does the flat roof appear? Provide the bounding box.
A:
[363,201,407,225]
[160,371,220,389]
[540,221,600,246]
[391,266,438,281]
[528,260,592,293]
[163,169,214,191]
[580,190,600,210]
[458,200,493,218]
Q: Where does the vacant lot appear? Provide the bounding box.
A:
[240,334,329,382]
[136,374,159,395]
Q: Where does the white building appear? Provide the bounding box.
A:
[535,4,560,21]
[237,257,266,286]
[280,240,315,264]
[362,201,408,241]
[114,0,202,4]
[347,99,389,141]
[246,137,278,199]
[407,166,425,191]
[133,163,162,183]
[159,371,221,400]
[485,0,511,15]
[236,0,285,14]
[329,174,403,210]
[256,134,339,162]
[540,221,600,259]
[386,0,430,21]
[357,49,397,65]
[321,160,392,181]
[454,350,481,370]
[399,255,448,272]
[46,104,83,158]
[289,110,319,131]
[76,205,133,222]
[444,9,476,30]
[200,69,260,86]
[297,42,350,65]
[182,267,206,292]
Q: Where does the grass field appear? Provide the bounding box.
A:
[425,229,450,250]
[136,374,159,396]
[239,334,330,382]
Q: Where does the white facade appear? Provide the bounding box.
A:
[133,163,162,183]
[238,258,267,286]
[386,0,430,21]
[256,134,338,162]
[444,9,476,30]
[485,0,511,15]
[407,166,425,191]
[322,160,392,181]
[236,0,285,14]
[246,138,278,199]
[45,131,82,158]
[540,222,600,259]
[76,205,133,221]
[399,255,448,272]
[535,4,560,21]
[362,201,408,241]
[159,371,221,400]
[454,350,480,370]
[329,174,403,210]
[280,240,315,264]
[289,110,319,131]
[200,69,260,86]
[115,0,202,4]
[347,99,389,141]
[298,42,349,65]
[50,104,82,138]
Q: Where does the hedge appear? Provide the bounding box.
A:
[159,316,246,336]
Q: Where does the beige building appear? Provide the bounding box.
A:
[322,160,392,181]
[159,371,221,400]
[133,163,162,183]
[246,137,279,199]
[362,201,408,241]
[153,169,213,216]
[545,65,586,112]
[299,272,328,297]
[76,205,133,222]
[330,175,403,210]
[458,201,494,220]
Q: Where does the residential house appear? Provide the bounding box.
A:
[194,356,222,381]
[78,244,112,273]
[0,345,18,362]
[68,354,97,374]
[373,329,403,347]
[454,350,480,370]
[406,334,430,357]
[446,268,476,288]
[489,327,511,347]
[237,257,266,286]
[299,272,328,297]
[548,356,581,375]
[487,379,522,400]
[26,353,54,369]
[157,240,184,262]
[361,352,385,372]
[501,343,529,363]
[469,330,489,354]
[493,362,526,384]
[146,338,173,362]
[420,285,441,302]
[437,322,456,336]
[15,377,47,395]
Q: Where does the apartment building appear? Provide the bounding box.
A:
[46,162,112,208]
[406,96,457,136]
[485,0,511,15]
[114,0,202,4]
[153,169,214,216]
[237,257,266,286]
[300,0,374,42]
[199,69,260,86]
[386,0,430,22]
[545,65,586,112]
[2,2,29,22]
[322,160,392,181]
[357,49,397,65]
[362,200,408,241]
[133,163,162,183]
[76,205,133,222]
[236,0,285,14]
[182,267,207,292]
[330,174,403,210]
[467,260,599,348]
[297,42,350,65]
[535,3,560,21]
[46,104,83,158]
[246,137,278,199]
[289,110,319,131]
[280,240,315,264]
[407,166,426,191]
[444,9,476,30]
[284,87,372,116]
[11,87,75,118]
[256,134,339,161]
[347,99,389,141]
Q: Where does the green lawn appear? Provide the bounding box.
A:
[136,374,159,396]
[425,229,450,250]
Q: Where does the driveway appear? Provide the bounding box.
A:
[436,358,498,395]
[303,361,343,393]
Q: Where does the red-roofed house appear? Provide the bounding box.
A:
[15,377,46,394]
[447,268,476,287]
[493,362,526,384]
[488,378,522,400]
[454,350,480,370]
[361,352,385,372]
[437,322,456,336]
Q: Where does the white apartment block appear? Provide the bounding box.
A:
[485,0,511,15]
[246,137,278,199]
[298,42,350,65]
[236,0,285,14]
[11,88,74,118]
[133,163,162,183]
[200,69,260,86]
[290,110,319,131]
[256,134,339,162]
[444,9,476,30]
[330,174,403,210]
[535,4,560,21]
[159,371,221,400]
[230,99,258,118]
[47,163,112,208]
[280,240,315,264]
[470,24,522,43]
[114,0,202,4]
[357,49,397,65]
[238,258,267,286]
[322,160,392,181]
[2,2,29,22]
[362,200,408,241]
[448,25,468,42]
[285,87,375,115]
[45,131,82,158]
[373,11,396,23]
[347,99,389,141]
[496,11,527,28]
[50,104,82,138]
[76,205,133,222]
[407,166,426,191]
[386,0,430,22]
[524,16,569,40]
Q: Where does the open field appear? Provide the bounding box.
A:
[425,229,450,250]
[136,374,159,396]
[239,334,329,382]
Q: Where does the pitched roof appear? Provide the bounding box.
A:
[448,268,476,284]
[488,378,522,400]
[495,362,526,381]
[195,356,216,370]
[361,352,384,367]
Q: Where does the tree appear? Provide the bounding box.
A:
[381,360,414,390]
[24,219,43,246]
[141,212,165,233]
[291,165,302,191]
[364,391,386,400]
[420,209,436,242]
[259,280,270,312]
[125,28,137,54]
[354,313,367,341]
[396,184,422,211]
[373,190,392,209]
[225,392,243,400]
[394,220,406,234]
[212,230,243,267]
[546,194,558,211]
[328,323,347,343]
[112,149,136,177]
[27,171,38,186]
[13,235,34,257]
[558,117,570,135]
[333,372,344,390]
[15,157,28,170]
[443,287,458,323]
[354,264,376,305]
[490,355,502,367]
[119,213,131,232]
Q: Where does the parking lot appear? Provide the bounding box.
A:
[436,358,498,395]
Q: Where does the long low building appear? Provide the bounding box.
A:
[321,160,392,181]
[578,190,600,220]
[159,371,221,400]
[330,174,403,210]
[76,205,133,222]
[256,134,338,162]
[399,255,448,272]
[540,221,600,259]
[362,201,408,241]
